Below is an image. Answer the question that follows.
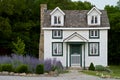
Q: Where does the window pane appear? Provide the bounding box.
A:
[52,43,62,56]
[58,30,61,37]
[53,43,57,54]
[95,16,97,23]
[91,16,94,23]
[53,31,57,36]
[58,43,62,54]
[89,30,99,38]
[89,43,99,56]
[58,16,61,24]
[91,30,94,36]
[54,16,57,24]
[52,30,62,39]
[95,30,98,36]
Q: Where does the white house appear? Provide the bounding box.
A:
[40,4,110,68]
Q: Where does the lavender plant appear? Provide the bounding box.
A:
[0,54,63,73]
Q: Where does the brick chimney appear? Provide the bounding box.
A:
[39,4,47,60]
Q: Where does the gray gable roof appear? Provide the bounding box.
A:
[43,10,110,28]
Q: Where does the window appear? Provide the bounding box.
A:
[89,30,99,38]
[91,16,98,24]
[54,16,61,24]
[52,30,62,39]
[89,43,99,56]
[52,43,63,56]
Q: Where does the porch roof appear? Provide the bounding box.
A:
[63,32,88,42]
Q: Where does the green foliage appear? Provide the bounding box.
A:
[36,64,44,74]
[15,64,28,73]
[105,5,120,65]
[0,0,93,57]
[12,37,25,55]
[0,64,2,72]
[0,17,12,38]
[89,62,95,71]
[1,64,13,72]
[117,0,120,10]
[95,65,106,71]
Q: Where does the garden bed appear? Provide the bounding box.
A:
[0,54,63,77]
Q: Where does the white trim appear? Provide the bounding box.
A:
[87,7,102,15]
[63,32,88,42]
[42,27,110,30]
[50,7,65,15]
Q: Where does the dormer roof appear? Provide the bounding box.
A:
[87,7,102,15]
[50,7,65,15]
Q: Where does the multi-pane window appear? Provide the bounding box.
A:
[89,30,99,38]
[54,16,61,24]
[52,30,62,39]
[89,43,99,56]
[52,43,63,56]
[91,16,98,24]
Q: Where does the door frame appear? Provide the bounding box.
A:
[69,43,82,67]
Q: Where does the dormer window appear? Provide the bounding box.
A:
[87,7,102,26]
[50,7,65,26]
[91,16,98,24]
[54,16,61,24]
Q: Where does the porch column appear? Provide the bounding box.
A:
[66,43,68,68]
[83,43,85,69]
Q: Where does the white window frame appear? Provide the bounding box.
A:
[91,15,98,24]
[54,16,61,25]
[89,43,99,56]
[52,42,63,56]
[89,30,99,38]
[52,30,62,39]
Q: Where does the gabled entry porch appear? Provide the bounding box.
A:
[63,32,88,68]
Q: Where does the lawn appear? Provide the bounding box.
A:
[109,65,120,77]
[82,65,120,79]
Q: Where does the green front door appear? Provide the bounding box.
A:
[70,44,82,66]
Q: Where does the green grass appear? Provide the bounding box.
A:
[82,65,120,79]
[109,65,120,77]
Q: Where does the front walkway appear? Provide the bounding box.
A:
[0,70,117,80]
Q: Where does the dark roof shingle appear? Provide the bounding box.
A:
[43,10,110,28]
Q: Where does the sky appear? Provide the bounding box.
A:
[72,0,118,9]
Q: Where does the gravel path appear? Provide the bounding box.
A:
[0,70,118,80]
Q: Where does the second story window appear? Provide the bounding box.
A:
[54,16,61,24]
[52,30,62,39]
[89,30,99,39]
[91,16,98,24]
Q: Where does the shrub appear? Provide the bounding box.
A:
[1,64,13,72]
[95,65,106,71]
[89,62,95,71]
[0,64,1,71]
[15,64,28,73]
[36,64,44,74]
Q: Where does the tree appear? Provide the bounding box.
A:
[105,5,120,65]
[117,0,120,9]
[0,0,93,57]
[12,37,25,55]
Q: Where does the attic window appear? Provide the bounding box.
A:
[91,16,98,24]
[54,16,61,24]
